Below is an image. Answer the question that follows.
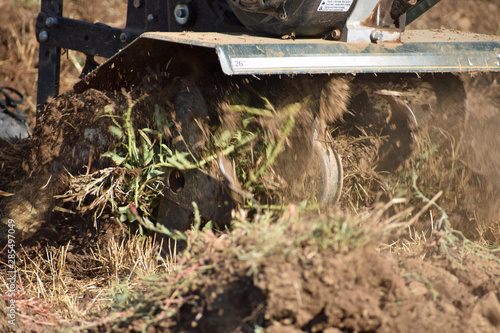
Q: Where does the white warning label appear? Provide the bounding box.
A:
[317,0,354,12]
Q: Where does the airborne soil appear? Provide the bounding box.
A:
[1,1,500,333]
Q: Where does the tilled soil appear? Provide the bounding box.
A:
[88,234,500,333]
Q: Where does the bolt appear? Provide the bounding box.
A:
[38,30,49,43]
[133,0,142,8]
[120,32,129,43]
[147,14,156,22]
[370,30,383,43]
[175,8,187,18]
[174,4,190,25]
[45,17,58,28]
[331,29,341,40]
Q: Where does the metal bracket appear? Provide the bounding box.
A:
[36,0,63,120]
[342,0,401,43]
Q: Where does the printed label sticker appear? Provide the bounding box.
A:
[317,0,354,12]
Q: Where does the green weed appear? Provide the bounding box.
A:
[61,91,306,238]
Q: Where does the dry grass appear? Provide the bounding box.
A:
[91,234,174,282]
[0,2,40,119]
[335,131,386,213]
[0,138,31,185]
[7,21,37,72]
[0,232,172,331]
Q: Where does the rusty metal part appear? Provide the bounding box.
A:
[156,81,236,233]
[391,0,418,20]
[344,0,402,43]
[157,168,236,232]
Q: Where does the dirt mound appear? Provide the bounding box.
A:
[255,243,500,333]
[196,246,498,333]
[32,89,117,174]
[1,88,119,243]
[90,229,500,333]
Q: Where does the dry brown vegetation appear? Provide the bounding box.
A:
[1,1,500,332]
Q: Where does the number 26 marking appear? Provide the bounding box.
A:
[233,60,244,68]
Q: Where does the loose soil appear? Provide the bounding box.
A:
[1,1,500,332]
[179,243,500,333]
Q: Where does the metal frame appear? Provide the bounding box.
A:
[74,30,500,95]
[342,0,401,43]
[39,0,492,119]
[35,0,243,117]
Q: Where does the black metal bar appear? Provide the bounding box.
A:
[36,0,63,120]
[406,0,442,26]
[145,0,168,31]
[126,0,147,33]
[39,17,129,58]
